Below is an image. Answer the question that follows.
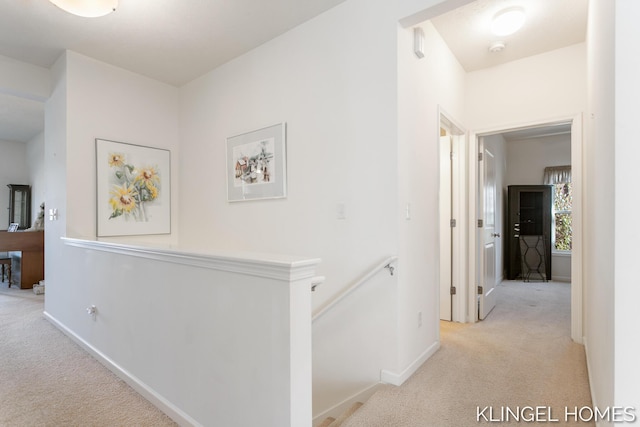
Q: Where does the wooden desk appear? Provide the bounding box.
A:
[0,231,44,289]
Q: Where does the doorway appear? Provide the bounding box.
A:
[469,115,583,342]
[439,109,467,323]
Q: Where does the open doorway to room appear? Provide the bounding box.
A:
[404,0,586,342]
[439,110,467,323]
[470,116,583,342]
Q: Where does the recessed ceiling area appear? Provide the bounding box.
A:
[0,0,346,143]
[0,0,346,87]
[430,0,588,71]
[0,0,589,144]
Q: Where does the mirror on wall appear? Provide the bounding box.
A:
[7,184,31,230]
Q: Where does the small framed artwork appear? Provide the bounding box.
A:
[96,139,171,237]
[7,223,18,232]
[226,122,287,202]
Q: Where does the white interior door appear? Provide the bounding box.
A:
[439,134,452,321]
[478,141,497,320]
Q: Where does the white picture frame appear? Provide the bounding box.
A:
[96,139,171,237]
[226,123,287,202]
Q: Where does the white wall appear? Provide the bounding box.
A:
[505,135,571,186]
[584,0,614,412]
[45,49,179,331]
[396,15,466,383]
[179,0,402,415]
[581,0,640,412]
[178,0,398,308]
[614,0,640,409]
[0,139,28,227]
[465,43,587,131]
[178,0,469,417]
[505,134,572,281]
[26,131,45,224]
[44,50,182,414]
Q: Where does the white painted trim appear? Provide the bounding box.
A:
[43,311,201,427]
[312,383,382,427]
[61,237,321,282]
[439,106,469,323]
[569,114,584,344]
[583,337,604,427]
[380,341,440,386]
[552,275,571,283]
[552,251,572,257]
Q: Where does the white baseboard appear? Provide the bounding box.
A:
[552,275,571,282]
[380,341,440,386]
[43,311,200,427]
[583,337,605,427]
[312,382,382,427]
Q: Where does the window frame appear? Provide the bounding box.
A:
[551,182,572,254]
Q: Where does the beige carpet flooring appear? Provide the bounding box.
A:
[0,280,177,427]
[1,278,593,426]
[342,280,594,427]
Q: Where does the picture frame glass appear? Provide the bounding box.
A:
[96,139,171,237]
[226,123,287,202]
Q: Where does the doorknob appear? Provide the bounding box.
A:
[492,233,501,237]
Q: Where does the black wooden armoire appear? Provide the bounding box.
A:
[506,185,552,280]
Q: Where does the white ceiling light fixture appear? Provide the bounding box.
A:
[491,7,526,36]
[49,0,118,18]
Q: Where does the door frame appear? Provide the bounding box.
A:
[467,114,583,343]
[439,107,468,323]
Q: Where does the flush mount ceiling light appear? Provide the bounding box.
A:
[49,0,118,17]
[491,7,526,36]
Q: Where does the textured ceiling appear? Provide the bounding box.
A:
[0,0,346,87]
[430,0,588,71]
[0,0,588,143]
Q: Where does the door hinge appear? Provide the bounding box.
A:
[478,152,483,161]
[450,286,457,295]
[450,219,457,227]
[477,219,483,228]
[477,285,483,294]
[450,151,454,160]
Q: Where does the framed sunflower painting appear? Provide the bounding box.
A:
[96,139,171,237]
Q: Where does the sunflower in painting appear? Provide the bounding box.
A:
[108,152,125,168]
[106,153,161,222]
[109,183,138,218]
[133,166,160,202]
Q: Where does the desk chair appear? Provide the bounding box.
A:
[0,252,11,287]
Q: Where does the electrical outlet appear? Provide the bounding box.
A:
[87,305,97,320]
